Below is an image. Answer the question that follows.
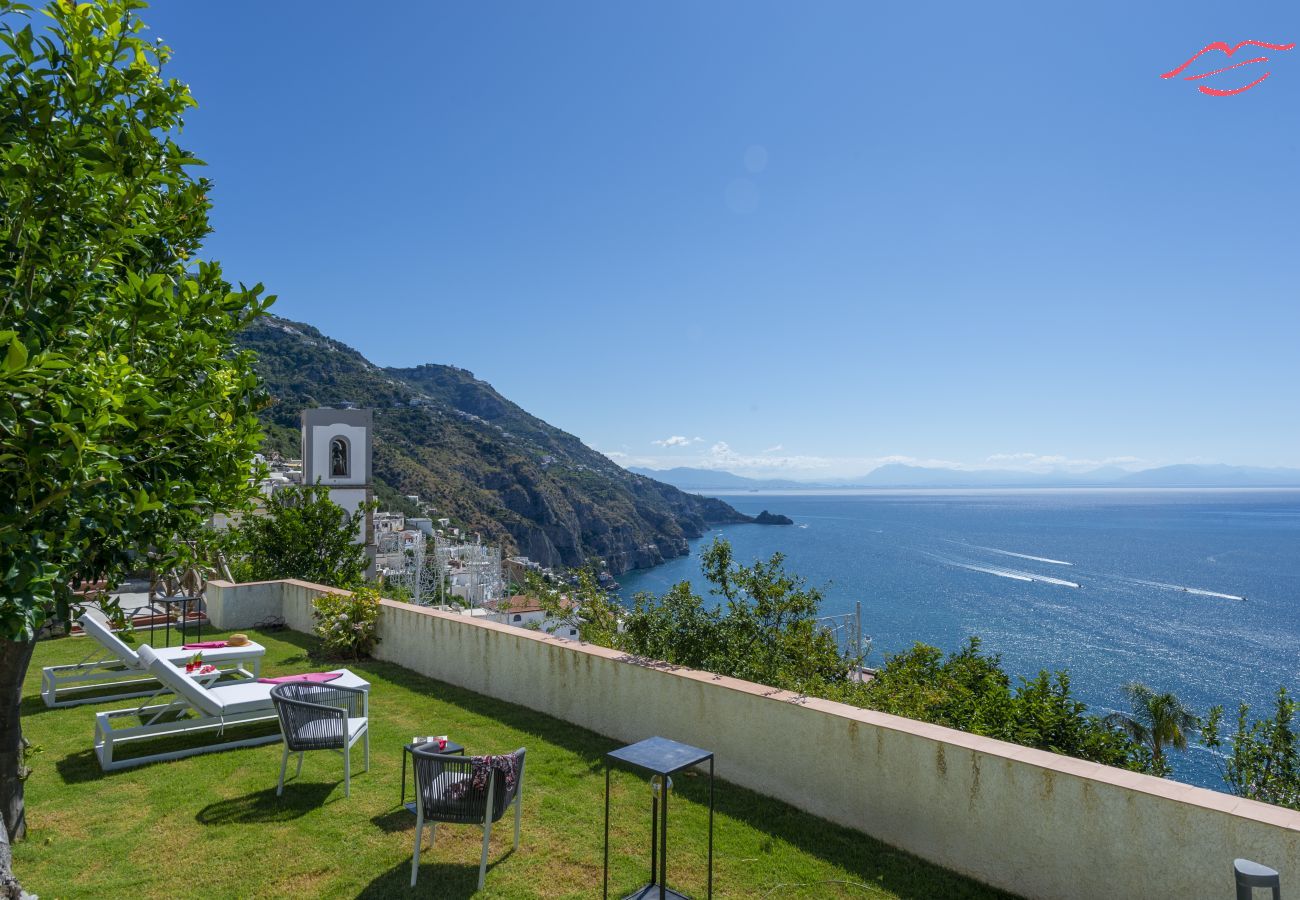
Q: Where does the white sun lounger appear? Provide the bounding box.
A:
[40,615,266,708]
[93,645,369,771]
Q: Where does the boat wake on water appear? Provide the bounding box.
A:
[1125,578,1246,602]
[923,553,1081,588]
[940,539,1074,566]
[922,545,1243,599]
[977,547,1074,567]
[954,562,1035,583]
[1017,571,1082,589]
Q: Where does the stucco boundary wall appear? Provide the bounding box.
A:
[206,579,1300,899]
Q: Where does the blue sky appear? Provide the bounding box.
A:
[147,1,1299,478]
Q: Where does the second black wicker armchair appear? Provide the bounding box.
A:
[270,680,370,798]
[409,747,526,889]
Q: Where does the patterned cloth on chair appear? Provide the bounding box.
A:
[443,754,520,801]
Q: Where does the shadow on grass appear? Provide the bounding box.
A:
[54,719,282,785]
[21,695,64,717]
[196,783,336,825]
[247,631,1013,900]
[55,749,103,785]
[357,850,517,899]
[20,679,162,718]
[371,808,415,833]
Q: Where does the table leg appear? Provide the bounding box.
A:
[649,787,658,886]
[659,780,668,900]
[708,758,714,899]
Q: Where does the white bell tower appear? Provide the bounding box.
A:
[301,407,375,574]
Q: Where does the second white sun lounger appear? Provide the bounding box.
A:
[93,645,368,771]
[41,615,265,708]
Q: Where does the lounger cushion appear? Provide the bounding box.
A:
[140,647,365,719]
[139,645,227,715]
[154,643,265,665]
[79,614,265,671]
[206,681,276,715]
[141,647,364,718]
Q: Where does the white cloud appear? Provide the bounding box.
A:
[652,435,700,448]
[762,444,784,453]
[983,453,1146,473]
[870,454,969,470]
[697,441,840,473]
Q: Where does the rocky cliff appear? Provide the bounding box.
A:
[238,316,758,574]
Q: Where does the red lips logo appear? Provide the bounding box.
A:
[1161,40,1295,95]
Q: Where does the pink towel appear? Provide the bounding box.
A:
[258,672,342,685]
[183,641,228,649]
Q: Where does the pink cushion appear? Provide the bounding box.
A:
[183,641,228,649]
[258,672,343,685]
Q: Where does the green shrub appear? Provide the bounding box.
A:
[378,580,413,604]
[865,638,1158,773]
[1203,687,1300,810]
[619,538,859,698]
[227,483,372,590]
[313,586,382,660]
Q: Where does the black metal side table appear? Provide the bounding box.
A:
[604,736,714,900]
[401,739,465,812]
[151,594,203,647]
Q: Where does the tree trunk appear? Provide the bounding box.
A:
[0,637,35,849]
[0,812,24,899]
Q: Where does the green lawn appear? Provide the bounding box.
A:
[14,628,1015,899]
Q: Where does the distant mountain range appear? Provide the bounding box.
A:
[630,463,1300,492]
[627,467,817,491]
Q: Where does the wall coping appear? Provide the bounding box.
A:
[209,578,352,594]
[210,578,1300,832]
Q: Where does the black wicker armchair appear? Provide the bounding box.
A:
[270,681,370,798]
[409,747,526,889]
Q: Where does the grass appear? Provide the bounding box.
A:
[14,627,1017,899]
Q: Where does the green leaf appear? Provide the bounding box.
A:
[4,337,29,372]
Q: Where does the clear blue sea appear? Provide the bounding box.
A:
[617,489,1300,789]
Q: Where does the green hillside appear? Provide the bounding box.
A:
[237,316,755,574]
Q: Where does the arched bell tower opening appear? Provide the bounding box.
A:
[302,407,375,575]
[329,436,351,478]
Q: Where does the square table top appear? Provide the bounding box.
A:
[406,739,465,755]
[607,736,713,776]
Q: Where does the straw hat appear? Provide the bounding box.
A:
[228,633,250,646]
